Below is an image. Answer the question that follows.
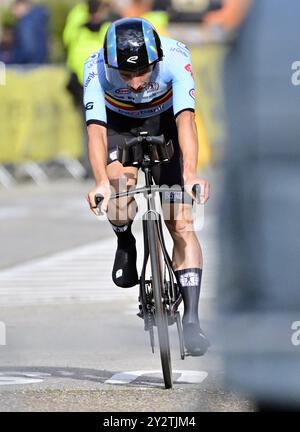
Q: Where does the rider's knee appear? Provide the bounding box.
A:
[165,219,194,239]
[108,197,138,223]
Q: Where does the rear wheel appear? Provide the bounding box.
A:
[147,219,172,389]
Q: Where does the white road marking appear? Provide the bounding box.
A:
[105,370,208,385]
[175,370,208,384]
[0,369,208,387]
[0,375,43,386]
[56,371,75,377]
[14,372,51,378]
[0,237,138,307]
[0,221,216,307]
[84,375,101,380]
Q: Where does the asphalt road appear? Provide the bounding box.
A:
[0,170,254,412]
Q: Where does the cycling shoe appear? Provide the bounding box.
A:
[183,323,210,356]
[112,237,138,288]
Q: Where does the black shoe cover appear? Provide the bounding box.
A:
[112,238,138,288]
[183,323,210,356]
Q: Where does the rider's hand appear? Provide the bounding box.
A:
[87,181,111,216]
[184,177,210,205]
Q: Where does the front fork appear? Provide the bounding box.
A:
[139,210,182,329]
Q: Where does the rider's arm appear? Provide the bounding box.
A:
[176,109,209,204]
[83,53,109,185]
[168,42,209,203]
[169,44,197,180]
[176,110,198,181]
[87,124,109,184]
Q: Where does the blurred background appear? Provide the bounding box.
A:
[1,0,299,413]
[0,0,237,184]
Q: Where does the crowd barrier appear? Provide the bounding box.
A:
[191,45,227,167]
[0,66,83,165]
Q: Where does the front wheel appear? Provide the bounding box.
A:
[147,219,172,389]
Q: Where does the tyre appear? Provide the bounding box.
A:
[147,218,172,389]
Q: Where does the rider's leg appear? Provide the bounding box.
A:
[104,108,163,287]
[164,203,203,270]
[163,203,209,355]
[106,161,138,224]
[147,107,209,354]
[164,203,202,324]
[106,161,139,288]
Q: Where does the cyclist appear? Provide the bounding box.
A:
[84,17,210,356]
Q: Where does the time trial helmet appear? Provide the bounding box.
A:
[103,17,163,73]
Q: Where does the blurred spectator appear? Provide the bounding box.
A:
[123,0,155,16]
[166,0,220,23]
[0,23,15,64]
[152,0,171,11]
[219,0,300,411]
[120,0,169,34]
[10,0,50,64]
[202,0,252,33]
[63,0,120,177]
[63,0,119,107]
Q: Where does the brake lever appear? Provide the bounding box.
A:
[95,194,104,207]
[192,184,201,204]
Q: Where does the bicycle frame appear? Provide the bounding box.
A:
[105,164,182,313]
[94,132,201,387]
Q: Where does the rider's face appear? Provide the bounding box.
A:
[119,66,153,93]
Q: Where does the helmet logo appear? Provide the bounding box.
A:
[127,56,139,64]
